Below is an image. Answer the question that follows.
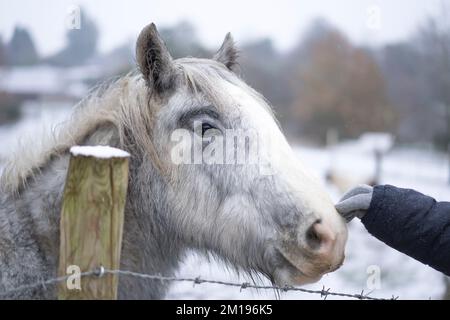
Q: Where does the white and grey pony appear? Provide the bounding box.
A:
[0,23,347,299]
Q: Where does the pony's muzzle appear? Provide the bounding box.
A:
[302,218,346,274]
[274,213,346,286]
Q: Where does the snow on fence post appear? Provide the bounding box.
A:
[57,146,130,300]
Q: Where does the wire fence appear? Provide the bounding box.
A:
[0,267,399,300]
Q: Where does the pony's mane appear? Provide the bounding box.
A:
[0,58,274,193]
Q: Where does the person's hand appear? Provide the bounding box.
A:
[335,185,373,222]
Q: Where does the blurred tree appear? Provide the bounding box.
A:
[379,43,439,144]
[418,2,450,183]
[47,9,98,66]
[240,39,293,118]
[159,21,210,59]
[291,27,395,143]
[415,4,450,183]
[0,35,8,65]
[7,26,39,65]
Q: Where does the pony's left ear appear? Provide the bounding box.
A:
[213,33,239,71]
[136,23,177,93]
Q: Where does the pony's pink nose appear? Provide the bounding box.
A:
[305,219,343,270]
[306,220,335,248]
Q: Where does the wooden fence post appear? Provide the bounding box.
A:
[57,145,130,300]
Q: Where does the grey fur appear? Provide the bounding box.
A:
[0,24,347,299]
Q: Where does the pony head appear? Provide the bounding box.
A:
[133,23,347,286]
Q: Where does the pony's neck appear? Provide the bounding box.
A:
[118,166,183,298]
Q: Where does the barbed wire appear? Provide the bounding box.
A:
[105,269,397,300]
[0,267,399,300]
[0,270,98,298]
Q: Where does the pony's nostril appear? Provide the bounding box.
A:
[305,218,338,254]
[305,219,323,250]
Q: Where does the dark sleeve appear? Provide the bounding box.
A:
[361,184,450,276]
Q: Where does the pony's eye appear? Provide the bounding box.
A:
[201,122,215,136]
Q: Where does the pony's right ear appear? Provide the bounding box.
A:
[214,33,239,71]
[136,23,176,93]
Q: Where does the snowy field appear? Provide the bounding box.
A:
[0,104,448,300]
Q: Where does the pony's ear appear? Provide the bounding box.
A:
[136,23,176,93]
[213,32,239,71]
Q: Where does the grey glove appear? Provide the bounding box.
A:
[335,185,373,222]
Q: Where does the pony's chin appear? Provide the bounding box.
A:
[273,267,322,287]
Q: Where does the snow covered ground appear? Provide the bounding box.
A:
[0,105,448,300]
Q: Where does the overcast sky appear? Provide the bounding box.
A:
[0,0,448,56]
